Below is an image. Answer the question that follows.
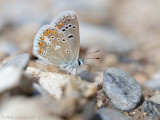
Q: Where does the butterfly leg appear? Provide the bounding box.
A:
[56,67,61,73]
[70,68,78,79]
[64,68,72,79]
[67,68,73,75]
[75,68,77,76]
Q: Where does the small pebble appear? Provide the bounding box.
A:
[0,53,30,70]
[149,94,160,104]
[81,101,96,120]
[142,101,160,118]
[145,78,160,90]
[94,108,130,120]
[144,71,160,90]
[103,68,142,111]
[142,94,160,118]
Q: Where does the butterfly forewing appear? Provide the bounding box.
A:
[33,24,73,66]
[51,11,80,62]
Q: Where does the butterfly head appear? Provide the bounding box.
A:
[77,58,84,66]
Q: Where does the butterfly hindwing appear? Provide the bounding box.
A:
[51,11,80,62]
[33,24,73,66]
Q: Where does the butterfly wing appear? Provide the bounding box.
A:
[51,11,80,62]
[33,24,73,66]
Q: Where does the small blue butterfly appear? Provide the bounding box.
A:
[32,11,84,74]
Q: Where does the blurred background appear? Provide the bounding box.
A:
[0,0,160,85]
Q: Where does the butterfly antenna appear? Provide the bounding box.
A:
[83,57,100,60]
[83,50,100,56]
[81,50,100,60]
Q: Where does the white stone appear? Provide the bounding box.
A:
[26,67,97,99]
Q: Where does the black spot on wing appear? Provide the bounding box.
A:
[68,34,74,39]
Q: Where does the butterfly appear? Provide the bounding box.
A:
[32,11,84,75]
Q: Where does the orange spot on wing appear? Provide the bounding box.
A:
[43,32,47,36]
[56,26,59,29]
[39,42,43,47]
[52,30,56,34]
[59,23,62,26]
[38,48,42,54]
[41,36,44,40]
[60,33,62,35]
[47,29,50,33]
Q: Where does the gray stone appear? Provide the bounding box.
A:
[81,100,96,120]
[0,53,30,70]
[144,72,160,90]
[103,68,142,111]
[94,108,130,120]
[142,94,160,118]
[142,101,160,118]
[149,94,160,104]
[145,116,157,120]
[144,78,160,90]
[0,66,33,95]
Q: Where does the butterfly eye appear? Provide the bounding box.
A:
[69,24,72,27]
[78,60,81,66]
